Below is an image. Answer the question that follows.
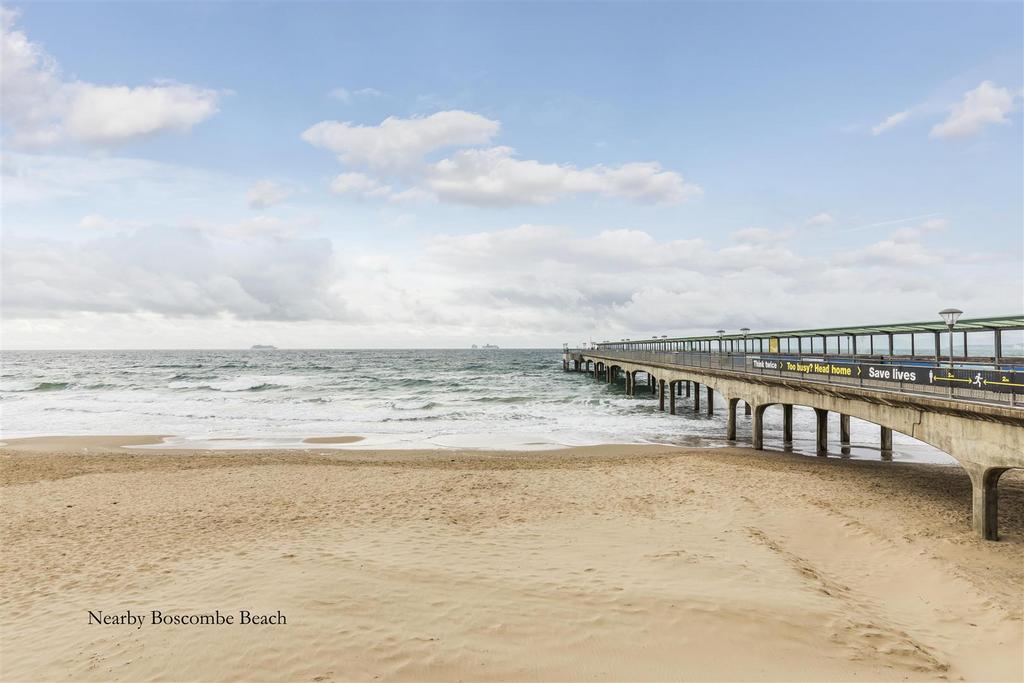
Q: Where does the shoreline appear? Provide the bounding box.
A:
[2,441,1021,681]
[0,432,955,464]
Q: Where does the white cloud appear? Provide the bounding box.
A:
[2,227,349,321]
[2,219,1016,347]
[887,217,948,244]
[423,146,700,206]
[212,215,311,239]
[79,214,110,230]
[871,110,910,135]
[301,111,500,171]
[731,227,793,244]
[63,82,218,144]
[329,172,394,199]
[0,9,220,147]
[302,110,700,207]
[930,81,1017,139]
[246,180,291,209]
[804,212,834,227]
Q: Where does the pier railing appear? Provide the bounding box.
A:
[568,349,1022,407]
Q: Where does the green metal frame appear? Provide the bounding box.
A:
[599,315,1024,345]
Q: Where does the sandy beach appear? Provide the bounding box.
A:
[1,437,1022,682]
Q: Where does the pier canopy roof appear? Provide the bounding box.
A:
[598,315,1024,345]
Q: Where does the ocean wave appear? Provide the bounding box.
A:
[167,372,220,382]
[216,380,286,392]
[393,378,437,387]
[381,414,446,422]
[384,400,441,411]
[0,381,70,392]
[472,396,531,404]
[167,379,287,392]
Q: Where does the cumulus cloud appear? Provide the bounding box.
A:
[871,110,910,135]
[930,81,1017,139]
[302,111,700,207]
[0,8,220,147]
[804,212,834,227]
[424,147,700,206]
[246,180,291,209]
[301,110,500,171]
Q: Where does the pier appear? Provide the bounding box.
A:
[563,315,1024,540]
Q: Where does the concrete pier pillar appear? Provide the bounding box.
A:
[782,404,793,445]
[650,374,656,395]
[880,426,893,455]
[840,414,851,455]
[626,371,633,396]
[967,465,1008,540]
[685,381,691,398]
[706,386,714,416]
[814,408,828,456]
[727,399,737,440]
[693,383,701,412]
[669,383,676,415]
[752,405,765,450]
[658,379,666,411]
[677,382,682,396]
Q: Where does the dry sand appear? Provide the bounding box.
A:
[1,437,1022,682]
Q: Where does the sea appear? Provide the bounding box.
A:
[0,348,954,463]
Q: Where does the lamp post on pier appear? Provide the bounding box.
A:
[939,308,962,397]
[716,330,725,354]
[740,327,750,355]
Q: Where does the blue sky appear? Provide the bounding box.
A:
[2,2,1022,348]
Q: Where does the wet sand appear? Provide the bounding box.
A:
[303,436,366,445]
[1,436,1022,681]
